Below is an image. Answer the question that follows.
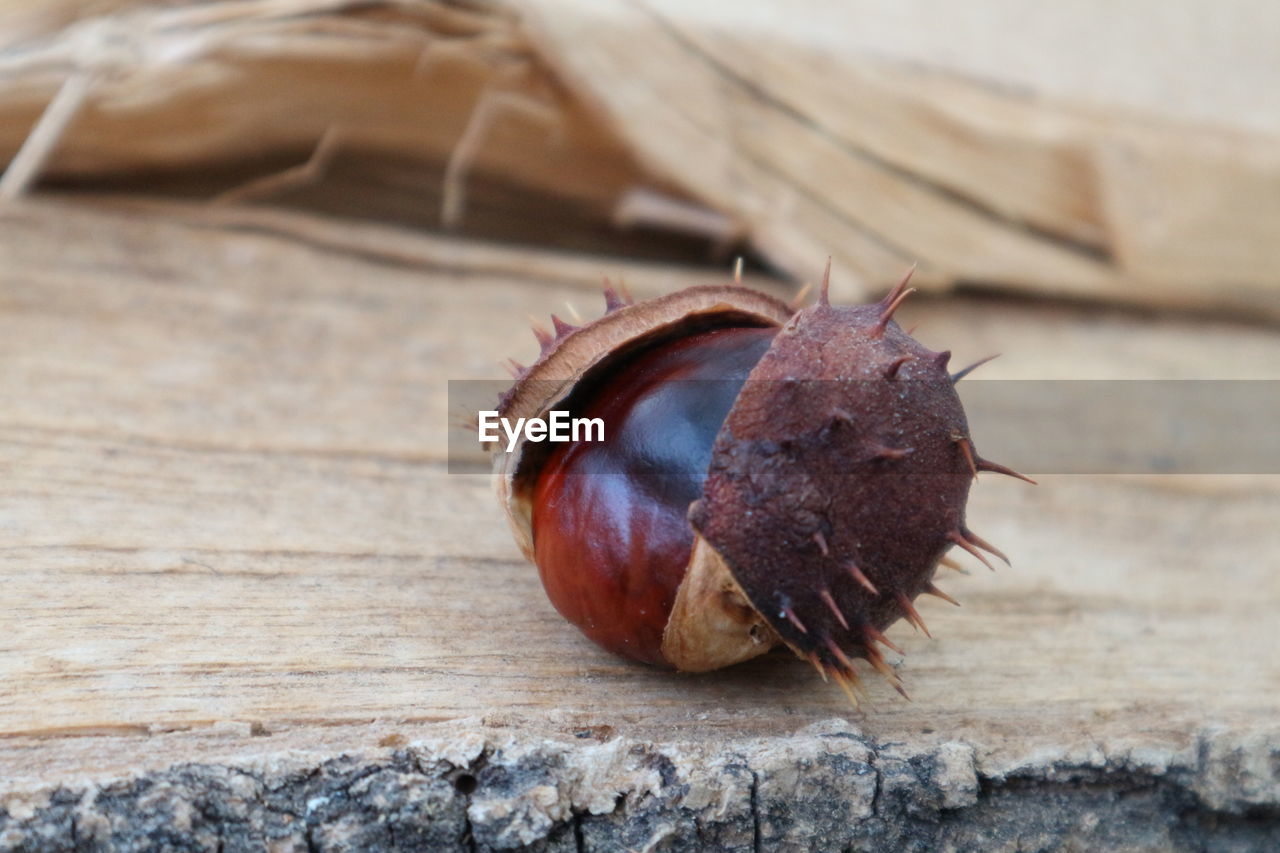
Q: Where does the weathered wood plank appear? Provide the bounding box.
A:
[1,198,1278,849]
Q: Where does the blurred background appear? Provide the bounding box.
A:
[2,0,1279,311]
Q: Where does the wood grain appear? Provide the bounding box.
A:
[1,198,1278,849]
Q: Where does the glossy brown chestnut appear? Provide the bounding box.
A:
[491,267,1031,700]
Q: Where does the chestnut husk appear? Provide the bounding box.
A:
[492,270,1025,697]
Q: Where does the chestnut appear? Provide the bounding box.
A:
[491,265,1031,702]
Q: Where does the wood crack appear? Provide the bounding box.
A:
[749,768,762,853]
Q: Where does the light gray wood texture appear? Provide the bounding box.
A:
[1,197,1278,850]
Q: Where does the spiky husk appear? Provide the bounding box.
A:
[689,294,973,688]
[494,270,1028,698]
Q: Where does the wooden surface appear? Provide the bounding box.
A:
[2,197,1279,849]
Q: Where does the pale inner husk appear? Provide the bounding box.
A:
[660,535,780,672]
